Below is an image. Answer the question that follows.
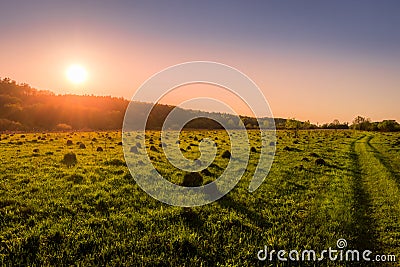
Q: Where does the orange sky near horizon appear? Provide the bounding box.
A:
[158,84,255,117]
[3,37,398,124]
[1,1,399,124]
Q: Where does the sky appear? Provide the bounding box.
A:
[0,0,399,124]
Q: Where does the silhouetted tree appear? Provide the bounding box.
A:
[378,120,400,132]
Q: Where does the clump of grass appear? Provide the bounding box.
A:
[283,146,301,152]
[250,147,257,153]
[96,147,103,152]
[66,174,84,184]
[194,159,202,166]
[182,172,203,187]
[33,148,39,153]
[48,231,64,244]
[315,158,326,166]
[222,150,231,159]
[61,152,77,167]
[79,143,86,149]
[201,169,212,176]
[130,146,138,153]
[203,181,220,199]
[66,140,73,146]
[150,145,158,152]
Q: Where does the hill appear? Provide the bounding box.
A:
[0,78,283,132]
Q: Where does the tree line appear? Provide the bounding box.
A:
[285,116,399,132]
[0,78,398,132]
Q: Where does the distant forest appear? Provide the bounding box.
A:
[0,78,399,132]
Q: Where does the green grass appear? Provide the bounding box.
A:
[0,130,399,266]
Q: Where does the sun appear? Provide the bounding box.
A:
[66,64,88,84]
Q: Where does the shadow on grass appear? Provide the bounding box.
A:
[366,135,400,188]
[177,194,272,232]
[217,194,272,230]
[180,208,205,229]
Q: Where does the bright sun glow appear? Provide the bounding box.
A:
[66,64,88,84]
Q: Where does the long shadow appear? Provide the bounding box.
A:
[366,135,400,188]
[217,194,272,230]
[174,197,273,266]
[348,136,378,252]
[176,193,273,232]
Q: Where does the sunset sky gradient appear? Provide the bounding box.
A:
[1,0,399,124]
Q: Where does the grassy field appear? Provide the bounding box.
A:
[1,130,400,266]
